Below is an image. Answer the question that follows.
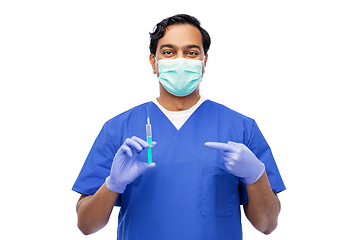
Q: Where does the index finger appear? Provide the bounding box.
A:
[131,136,149,148]
[204,142,231,151]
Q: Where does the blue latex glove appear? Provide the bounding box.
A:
[106,136,156,193]
[204,141,265,184]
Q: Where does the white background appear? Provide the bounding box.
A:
[1,1,359,239]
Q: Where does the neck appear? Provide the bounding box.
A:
[157,84,201,111]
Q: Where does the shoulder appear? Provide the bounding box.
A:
[206,100,255,125]
[101,102,151,138]
[205,100,257,145]
[105,102,150,126]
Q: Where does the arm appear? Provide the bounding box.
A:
[204,141,281,234]
[76,136,156,235]
[76,183,119,235]
[243,171,281,234]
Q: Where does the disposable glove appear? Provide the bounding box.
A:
[106,136,156,193]
[204,141,265,185]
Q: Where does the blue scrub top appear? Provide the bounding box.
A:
[72,100,286,240]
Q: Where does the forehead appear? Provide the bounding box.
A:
[157,24,203,51]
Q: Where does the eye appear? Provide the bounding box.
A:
[187,51,199,57]
[162,50,174,55]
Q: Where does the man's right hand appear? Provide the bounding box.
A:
[105,136,156,193]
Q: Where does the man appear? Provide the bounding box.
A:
[72,14,286,240]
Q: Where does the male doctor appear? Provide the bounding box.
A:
[73,14,285,240]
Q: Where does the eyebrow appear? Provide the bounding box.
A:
[159,44,202,51]
[159,44,175,50]
[185,44,201,51]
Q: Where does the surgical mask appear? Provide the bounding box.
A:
[157,58,203,97]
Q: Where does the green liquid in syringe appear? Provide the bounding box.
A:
[147,136,152,164]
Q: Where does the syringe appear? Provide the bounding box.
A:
[146,107,152,164]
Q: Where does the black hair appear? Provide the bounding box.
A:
[149,14,211,55]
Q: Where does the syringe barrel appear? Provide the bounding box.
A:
[146,124,152,137]
[146,124,152,148]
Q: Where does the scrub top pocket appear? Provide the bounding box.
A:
[201,168,240,217]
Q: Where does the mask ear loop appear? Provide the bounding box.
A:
[153,55,159,65]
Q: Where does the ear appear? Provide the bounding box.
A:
[204,54,208,67]
[149,54,157,74]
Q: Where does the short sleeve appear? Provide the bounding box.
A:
[247,121,286,193]
[238,179,248,205]
[72,122,116,196]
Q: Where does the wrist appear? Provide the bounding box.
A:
[245,161,265,185]
[105,176,126,194]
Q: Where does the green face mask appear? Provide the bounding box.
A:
[157,58,203,97]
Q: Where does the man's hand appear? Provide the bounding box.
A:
[106,136,156,193]
[204,141,265,184]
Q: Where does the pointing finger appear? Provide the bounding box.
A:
[204,142,231,151]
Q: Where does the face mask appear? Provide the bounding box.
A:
[157,58,203,97]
